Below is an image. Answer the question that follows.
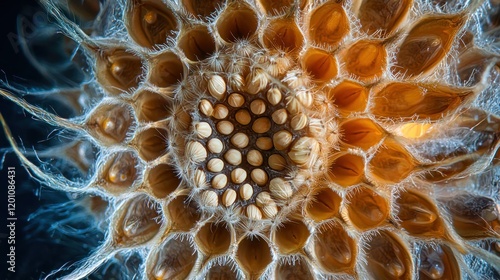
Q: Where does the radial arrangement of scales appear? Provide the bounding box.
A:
[1,0,500,279]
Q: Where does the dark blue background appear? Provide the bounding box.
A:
[0,1,99,279]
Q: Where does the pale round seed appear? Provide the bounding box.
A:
[272,109,288,125]
[256,137,273,150]
[235,109,251,125]
[217,120,234,135]
[288,137,320,167]
[267,88,282,105]
[207,158,224,172]
[290,113,308,130]
[199,99,213,117]
[231,168,247,184]
[251,168,268,186]
[286,97,300,115]
[250,99,266,115]
[273,130,293,150]
[222,189,237,207]
[240,184,253,201]
[256,191,273,207]
[186,141,207,163]
[208,75,226,100]
[213,104,229,119]
[308,118,325,137]
[207,138,223,154]
[212,174,228,189]
[252,117,271,133]
[269,177,293,200]
[269,154,287,171]
[228,93,245,108]
[229,74,244,90]
[246,69,268,95]
[246,204,262,220]
[247,150,263,166]
[195,122,212,138]
[296,91,313,108]
[201,190,218,207]
[224,149,242,166]
[194,169,206,188]
[262,203,278,218]
[231,133,249,148]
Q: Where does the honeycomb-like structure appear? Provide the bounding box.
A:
[1,0,500,279]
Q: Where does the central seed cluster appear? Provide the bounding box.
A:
[185,73,319,219]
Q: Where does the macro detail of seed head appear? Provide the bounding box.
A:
[1,0,500,279]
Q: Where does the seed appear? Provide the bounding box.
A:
[207,158,224,172]
[199,99,213,117]
[273,130,293,150]
[222,189,237,207]
[229,74,245,90]
[235,109,251,125]
[186,141,207,163]
[208,75,226,100]
[228,93,245,108]
[194,169,206,188]
[246,69,269,95]
[224,149,242,165]
[250,99,266,115]
[213,104,229,119]
[195,122,212,138]
[287,96,301,115]
[247,150,263,166]
[269,177,292,200]
[290,113,308,130]
[231,168,247,184]
[267,88,282,105]
[201,190,218,207]
[246,204,262,220]
[256,137,273,150]
[256,191,273,207]
[272,109,288,125]
[212,174,228,189]
[231,133,249,148]
[207,138,223,154]
[296,91,313,108]
[309,119,325,137]
[288,137,320,167]
[251,168,268,186]
[252,117,271,133]
[269,154,286,171]
[262,203,278,218]
[217,120,234,135]
[240,184,253,201]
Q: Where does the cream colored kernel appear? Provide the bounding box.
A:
[217,120,234,135]
[212,174,228,189]
[207,138,224,154]
[247,149,263,166]
[208,75,226,100]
